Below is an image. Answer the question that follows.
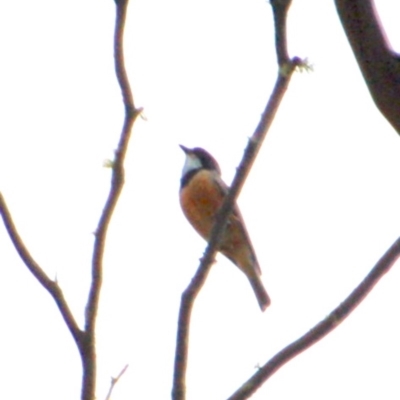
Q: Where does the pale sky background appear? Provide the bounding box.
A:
[0,0,400,399]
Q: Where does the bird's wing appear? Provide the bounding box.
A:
[213,173,261,275]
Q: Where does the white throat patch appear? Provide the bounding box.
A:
[182,153,202,177]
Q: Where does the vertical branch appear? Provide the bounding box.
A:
[171,2,301,399]
[82,0,140,399]
[84,0,137,339]
[271,0,292,65]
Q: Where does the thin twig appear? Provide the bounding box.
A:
[227,236,400,400]
[105,364,129,400]
[0,193,84,348]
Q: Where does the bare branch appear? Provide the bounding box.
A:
[335,0,400,134]
[172,62,299,400]
[104,364,129,400]
[85,0,139,335]
[227,237,400,400]
[82,0,140,399]
[171,1,302,396]
[271,0,292,65]
[1,1,138,400]
[0,193,84,348]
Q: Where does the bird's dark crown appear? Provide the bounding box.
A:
[189,147,221,173]
[180,145,221,188]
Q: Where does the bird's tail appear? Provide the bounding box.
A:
[248,275,271,311]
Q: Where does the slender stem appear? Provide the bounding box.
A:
[227,236,400,400]
[82,0,139,399]
[0,193,84,348]
[105,364,129,400]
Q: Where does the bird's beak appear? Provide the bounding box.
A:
[179,144,190,154]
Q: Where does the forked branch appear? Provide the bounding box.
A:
[0,1,140,400]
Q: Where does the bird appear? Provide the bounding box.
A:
[179,145,271,311]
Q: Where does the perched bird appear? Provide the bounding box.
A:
[179,145,271,311]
